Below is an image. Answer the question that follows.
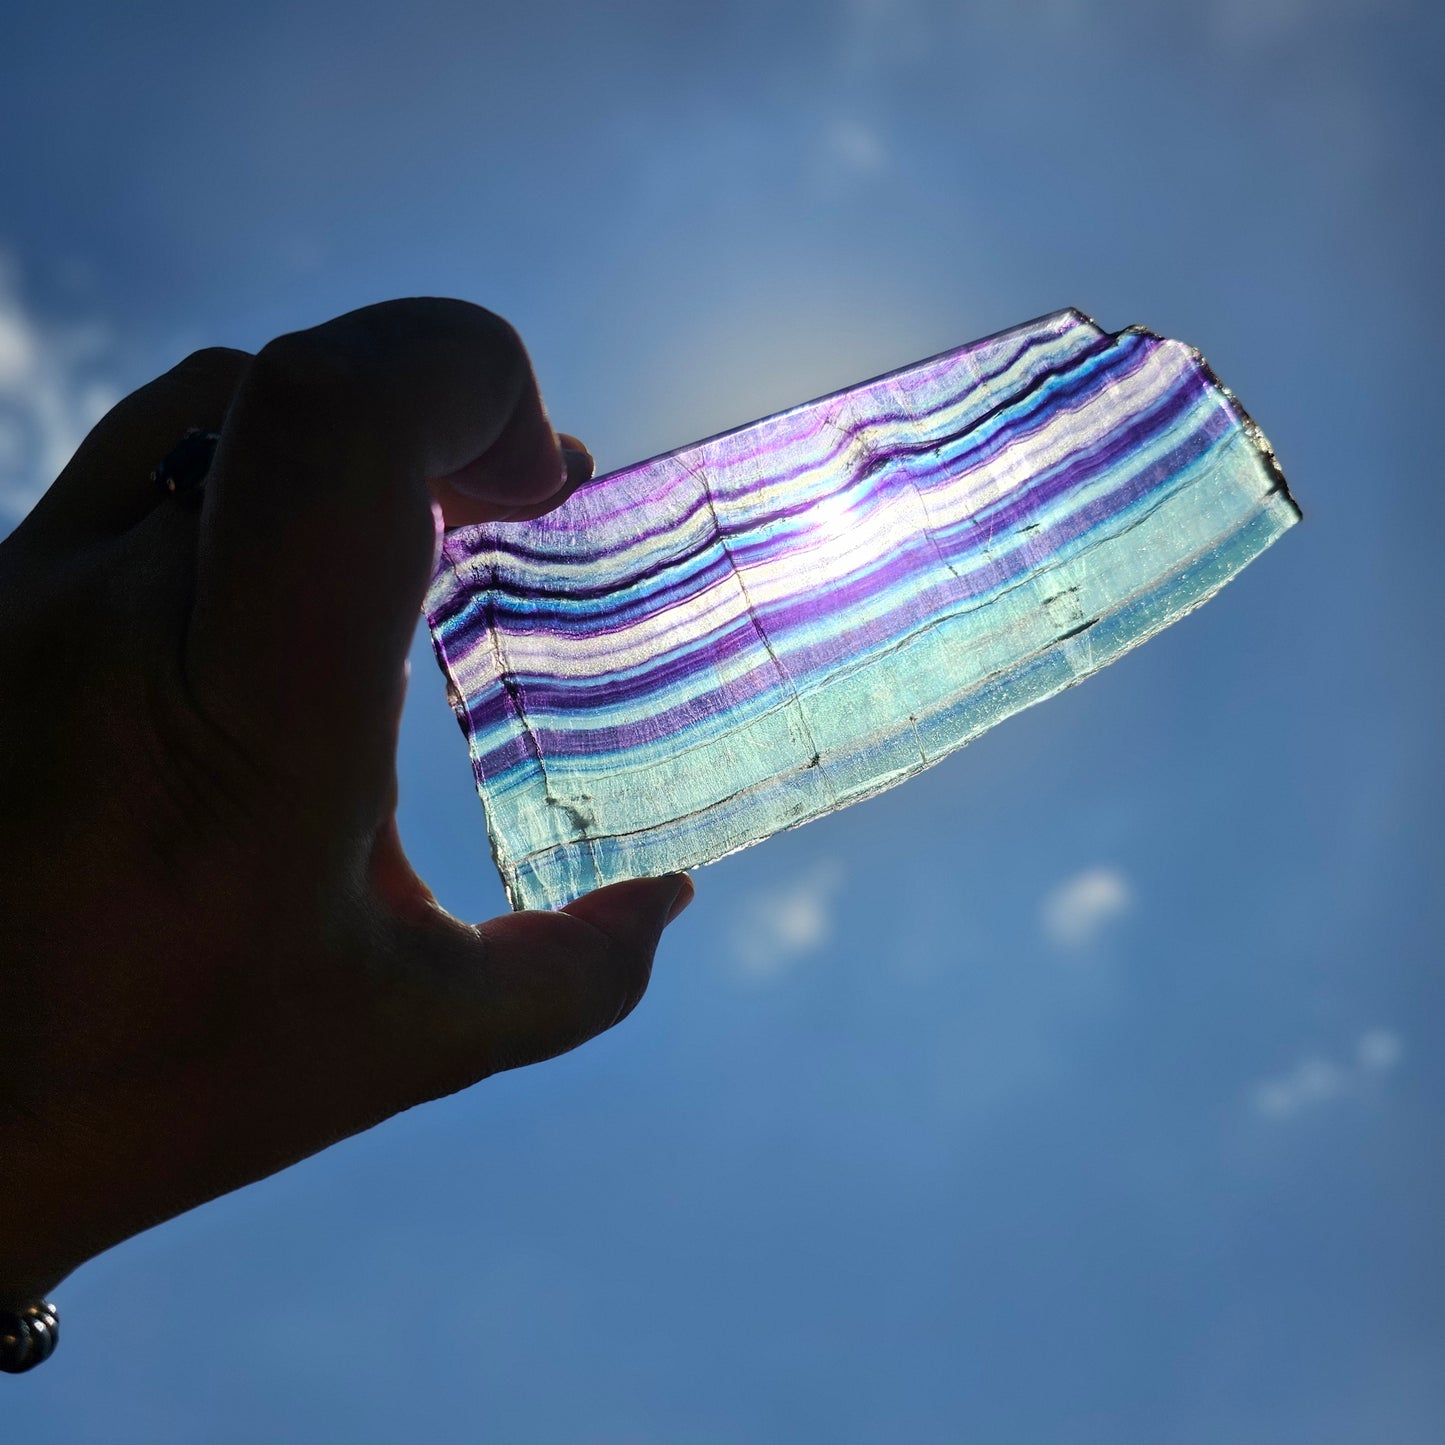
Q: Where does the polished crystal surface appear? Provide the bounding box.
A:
[427,309,1300,910]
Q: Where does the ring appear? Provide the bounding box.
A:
[151,428,222,497]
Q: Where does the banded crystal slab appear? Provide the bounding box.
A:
[427,309,1299,910]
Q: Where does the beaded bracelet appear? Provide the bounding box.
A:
[0,1302,60,1374]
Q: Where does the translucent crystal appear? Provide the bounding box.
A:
[427,309,1300,910]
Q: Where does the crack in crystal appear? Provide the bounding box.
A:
[674,448,839,814]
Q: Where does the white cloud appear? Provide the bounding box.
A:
[1251,1028,1403,1121]
[0,304,39,386]
[1040,865,1132,949]
[0,254,117,521]
[732,858,844,979]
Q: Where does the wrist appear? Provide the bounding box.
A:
[0,1119,84,1307]
[1,1125,71,1373]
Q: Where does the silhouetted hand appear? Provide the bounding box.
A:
[0,299,692,1305]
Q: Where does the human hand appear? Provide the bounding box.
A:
[0,299,692,1307]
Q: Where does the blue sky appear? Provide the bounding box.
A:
[2,2,1441,1440]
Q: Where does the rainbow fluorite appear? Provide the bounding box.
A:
[427,309,1299,910]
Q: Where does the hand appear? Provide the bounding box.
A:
[0,299,693,1304]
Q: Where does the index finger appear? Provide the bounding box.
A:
[188,298,566,763]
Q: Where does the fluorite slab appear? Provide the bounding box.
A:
[427,309,1299,910]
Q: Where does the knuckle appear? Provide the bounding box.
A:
[466,304,525,356]
[251,328,343,386]
[233,299,539,474]
[473,310,531,386]
[372,295,523,345]
[233,332,421,497]
[372,298,531,382]
[172,346,253,384]
[244,331,369,426]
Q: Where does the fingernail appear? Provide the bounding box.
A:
[430,499,446,566]
[663,872,695,926]
[562,445,595,489]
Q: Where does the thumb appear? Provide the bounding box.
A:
[382,874,695,1101]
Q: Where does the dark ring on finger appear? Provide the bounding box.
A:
[152,428,222,497]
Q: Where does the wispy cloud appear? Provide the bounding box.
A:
[732,858,845,979]
[808,115,889,200]
[1356,1027,1403,1072]
[1251,1027,1404,1121]
[0,253,117,522]
[1040,865,1132,949]
[825,118,887,176]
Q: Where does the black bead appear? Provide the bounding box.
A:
[0,1301,60,1374]
[0,1310,34,1374]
